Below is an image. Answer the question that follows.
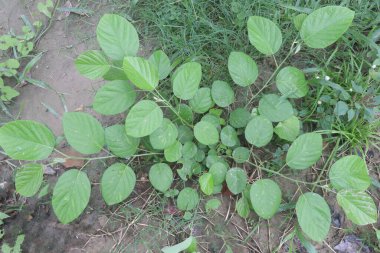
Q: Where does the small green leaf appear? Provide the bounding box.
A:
[226,168,247,195]
[245,115,273,147]
[15,163,43,197]
[123,56,159,91]
[258,94,294,122]
[148,50,171,80]
[206,199,221,213]
[177,188,199,211]
[172,62,202,100]
[211,80,234,107]
[220,125,239,147]
[149,118,178,150]
[209,162,228,185]
[75,50,110,80]
[228,51,258,87]
[164,141,182,162]
[274,116,300,142]
[232,147,250,163]
[247,16,282,55]
[276,67,308,98]
[250,179,282,219]
[189,87,214,114]
[229,108,251,128]
[149,163,173,193]
[101,163,136,205]
[194,121,219,146]
[199,173,214,195]
[105,125,139,157]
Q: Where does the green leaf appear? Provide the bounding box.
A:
[329,155,370,191]
[229,108,251,128]
[211,80,234,107]
[149,163,173,193]
[148,50,171,80]
[220,125,239,147]
[125,100,163,137]
[276,67,308,98]
[172,62,202,100]
[334,101,349,116]
[74,50,110,80]
[15,163,43,197]
[228,51,258,87]
[274,116,300,142]
[247,16,282,55]
[296,192,331,242]
[149,118,178,150]
[209,162,228,185]
[105,125,139,157]
[0,120,55,160]
[250,179,281,219]
[96,14,139,60]
[300,6,355,48]
[337,190,377,225]
[52,169,91,224]
[63,112,105,154]
[194,121,219,146]
[101,163,136,205]
[199,173,214,195]
[293,13,307,31]
[93,80,136,115]
[177,187,199,211]
[286,133,322,170]
[161,236,197,253]
[205,199,221,213]
[189,87,214,114]
[226,168,247,195]
[236,197,250,218]
[245,115,273,147]
[164,141,182,162]
[123,56,159,91]
[258,94,294,122]
[232,147,250,163]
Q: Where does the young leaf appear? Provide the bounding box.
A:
[96,14,139,60]
[172,62,202,100]
[93,80,136,115]
[164,141,183,162]
[232,147,250,163]
[189,87,214,114]
[209,162,228,185]
[194,121,219,146]
[15,163,43,197]
[296,193,331,242]
[229,108,251,128]
[177,188,199,211]
[125,100,163,137]
[258,94,294,122]
[337,190,377,225]
[149,118,178,150]
[220,125,239,147]
[149,163,173,193]
[329,155,371,191]
[211,80,235,107]
[286,133,322,170]
[236,197,250,218]
[101,163,136,205]
[63,112,105,154]
[105,125,139,157]
[250,179,282,219]
[123,56,159,91]
[228,51,258,87]
[226,168,247,195]
[52,169,91,224]
[0,120,55,161]
[274,116,300,142]
[245,115,273,147]
[199,173,214,195]
[148,50,171,80]
[161,236,197,253]
[300,6,355,48]
[74,50,110,80]
[247,16,282,55]
[276,66,308,98]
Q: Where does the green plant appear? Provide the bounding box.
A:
[0,6,378,246]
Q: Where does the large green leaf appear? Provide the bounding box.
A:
[96,14,139,60]
[162,236,197,253]
[74,50,110,80]
[15,163,43,197]
[123,56,159,91]
[286,133,322,170]
[329,155,370,191]
[199,173,214,195]
[149,118,178,150]
[226,168,247,195]
[93,80,136,115]
[189,87,214,114]
[63,112,105,154]
[105,125,139,157]
[148,50,171,80]
[258,94,294,122]
[337,190,377,225]
[250,179,282,219]
[300,6,355,48]
[177,187,199,211]
[296,193,331,242]
[172,62,202,100]
[194,121,219,145]
[125,100,163,137]
[247,16,282,55]
[101,163,136,205]
[52,169,91,224]
[276,67,308,98]
[0,120,55,160]
[164,141,182,162]
[245,115,273,147]
[228,51,258,87]
[274,116,300,142]
[211,80,234,107]
[149,163,173,192]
